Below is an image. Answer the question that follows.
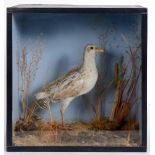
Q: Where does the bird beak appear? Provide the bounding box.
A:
[95,47,104,53]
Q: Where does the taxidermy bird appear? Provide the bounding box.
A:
[35,44,104,126]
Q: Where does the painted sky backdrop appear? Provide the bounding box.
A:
[12,12,142,123]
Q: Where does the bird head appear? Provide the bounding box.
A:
[85,44,104,55]
[84,44,104,60]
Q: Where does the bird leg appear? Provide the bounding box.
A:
[47,101,53,123]
[60,98,73,128]
[60,108,64,127]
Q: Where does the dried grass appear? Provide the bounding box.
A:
[109,32,141,125]
[17,47,43,118]
[91,118,119,130]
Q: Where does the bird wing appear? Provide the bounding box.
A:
[42,68,84,100]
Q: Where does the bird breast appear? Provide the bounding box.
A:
[79,67,98,95]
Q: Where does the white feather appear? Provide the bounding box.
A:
[35,92,49,100]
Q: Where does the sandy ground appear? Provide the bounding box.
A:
[13,130,140,147]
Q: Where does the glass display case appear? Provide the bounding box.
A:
[6,5,147,152]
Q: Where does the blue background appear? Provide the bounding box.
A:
[12,12,142,124]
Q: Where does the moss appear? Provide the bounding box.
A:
[14,116,42,131]
[91,118,120,130]
[121,120,139,130]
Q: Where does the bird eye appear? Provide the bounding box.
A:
[90,46,94,50]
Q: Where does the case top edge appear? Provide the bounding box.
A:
[7,4,147,13]
[7,4,147,9]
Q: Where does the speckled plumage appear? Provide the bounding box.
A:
[35,44,104,126]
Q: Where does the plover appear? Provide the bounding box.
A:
[35,44,104,126]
